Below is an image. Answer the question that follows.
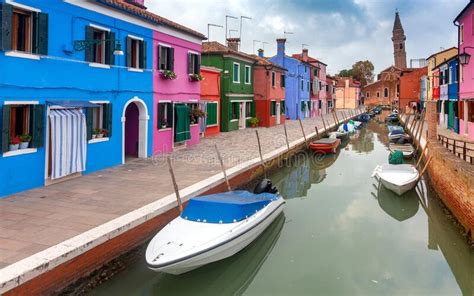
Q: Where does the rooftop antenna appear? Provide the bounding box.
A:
[229,29,238,38]
[284,31,294,39]
[207,23,223,42]
[253,40,261,54]
[239,15,252,51]
[225,15,238,40]
[262,41,269,53]
[302,43,309,50]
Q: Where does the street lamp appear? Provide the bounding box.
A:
[459,46,474,65]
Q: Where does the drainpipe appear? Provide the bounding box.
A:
[453,19,462,134]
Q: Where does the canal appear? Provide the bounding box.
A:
[88,120,473,296]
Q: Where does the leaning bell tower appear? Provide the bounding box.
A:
[392,10,407,69]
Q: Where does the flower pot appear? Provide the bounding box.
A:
[20,142,29,149]
[92,134,97,139]
[9,144,19,151]
[97,134,104,138]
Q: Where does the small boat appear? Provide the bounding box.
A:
[353,121,363,129]
[385,114,399,123]
[388,130,411,142]
[387,125,404,133]
[372,164,419,196]
[145,180,285,275]
[357,114,371,122]
[338,122,355,133]
[309,138,341,153]
[389,143,415,158]
[329,130,350,139]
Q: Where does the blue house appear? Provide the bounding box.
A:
[269,39,311,120]
[0,0,155,197]
[447,57,459,132]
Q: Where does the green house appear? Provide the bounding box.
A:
[202,39,256,132]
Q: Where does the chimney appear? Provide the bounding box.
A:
[226,38,240,52]
[258,48,264,58]
[276,38,286,56]
[302,48,308,62]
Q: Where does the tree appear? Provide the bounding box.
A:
[338,69,353,77]
[351,60,374,86]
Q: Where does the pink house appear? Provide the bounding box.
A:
[152,26,206,153]
[455,1,474,140]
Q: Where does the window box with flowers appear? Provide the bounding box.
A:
[19,134,32,149]
[189,73,203,82]
[9,137,21,151]
[190,108,206,125]
[92,128,108,139]
[161,70,177,80]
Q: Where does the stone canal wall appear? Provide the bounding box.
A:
[1,110,361,296]
[401,113,474,240]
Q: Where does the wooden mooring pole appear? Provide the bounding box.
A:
[418,156,433,181]
[283,120,290,152]
[214,144,231,192]
[416,141,429,169]
[416,111,426,150]
[255,130,267,178]
[334,111,340,125]
[166,156,183,213]
[298,118,308,146]
[315,126,319,138]
[322,115,327,134]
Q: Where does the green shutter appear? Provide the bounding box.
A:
[86,108,93,140]
[166,103,173,127]
[105,31,115,65]
[85,26,94,62]
[174,104,190,143]
[103,104,112,137]
[169,47,174,71]
[1,105,11,153]
[188,53,192,74]
[196,55,201,74]
[126,37,132,67]
[157,45,162,70]
[206,103,217,126]
[31,104,45,148]
[0,3,13,52]
[251,101,255,117]
[139,40,146,69]
[37,13,48,55]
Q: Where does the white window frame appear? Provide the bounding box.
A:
[158,102,173,131]
[244,65,251,85]
[128,35,142,70]
[233,62,240,83]
[88,101,110,144]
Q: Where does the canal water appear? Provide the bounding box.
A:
[89,120,473,296]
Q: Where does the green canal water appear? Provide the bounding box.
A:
[90,121,473,296]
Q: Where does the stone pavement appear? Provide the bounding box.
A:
[0,109,357,269]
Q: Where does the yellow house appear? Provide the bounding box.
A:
[335,77,361,109]
[425,47,457,101]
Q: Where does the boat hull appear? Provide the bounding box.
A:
[379,178,418,196]
[372,164,419,196]
[146,197,285,275]
[309,139,341,154]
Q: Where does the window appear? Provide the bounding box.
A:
[318,100,322,109]
[231,102,239,120]
[158,45,174,71]
[399,44,403,50]
[271,71,276,87]
[127,37,146,69]
[376,92,380,98]
[281,74,286,88]
[280,101,285,114]
[307,81,310,91]
[319,81,322,92]
[301,80,304,91]
[206,102,218,126]
[2,103,44,153]
[233,63,240,83]
[245,102,252,117]
[305,66,307,73]
[384,88,388,97]
[87,103,112,140]
[460,24,464,43]
[85,25,115,65]
[327,100,333,108]
[188,52,200,75]
[314,68,318,77]
[0,4,48,55]
[244,65,251,84]
[366,92,370,98]
[157,102,173,129]
[449,67,453,84]
[270,101,277,116]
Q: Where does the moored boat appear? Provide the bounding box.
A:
[387,125,404,133]
[389,143,415,158]
[145,180,285,275]
[388,130,411,142]
[371,164,419,196]
[309,138,341,153]
[329,130,350,140]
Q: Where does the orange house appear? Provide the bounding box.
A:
[200,66,221,136]
[399,67,427,111]
[253,49,286,127]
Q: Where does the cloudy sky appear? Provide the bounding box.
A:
[146,0,467,75]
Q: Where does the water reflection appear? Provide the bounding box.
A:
[372,182,420,222]
[350,125,374,153]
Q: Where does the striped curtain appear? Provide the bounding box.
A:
[49,109,87,180]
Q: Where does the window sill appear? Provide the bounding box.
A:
[206,124,218,127]
[128,67,144,73]
[88,137,109,144]
[230,119,239,122]
[3,148,37,158]
[4,51,41,60]
[159,128,172,132]
[89,63,111,69]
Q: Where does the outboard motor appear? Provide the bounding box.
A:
[254,179,278,194]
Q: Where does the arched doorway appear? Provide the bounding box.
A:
[122,97,149,164]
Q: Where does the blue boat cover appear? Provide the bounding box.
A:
[390,129,404,135]
[181,191,279,223]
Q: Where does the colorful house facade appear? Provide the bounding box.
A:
[455,0,474,140]
[200,66,221,136]
[425,47,458,103]
[201,39,257,132]
[399,67,427,112]
[326,75,336,112]
[435,58,459,131]
[0,0,156,197]
[253,49,286,127]
[335,77,361,109]
[269,39,311,120]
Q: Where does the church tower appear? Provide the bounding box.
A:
[392,11,407,68]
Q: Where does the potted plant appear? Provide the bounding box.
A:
[92,128,103,139]
[189,73,204,82]
[9,136,21,151]
[190,108,206,124]
[249,117,259,128]
[19,134,32,149]
[101,129,109,138]
[161,70,177,80]
[160,119,168,129]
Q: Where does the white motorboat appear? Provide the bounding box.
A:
[145,180,285,275]
[372,164,419,196]
[387,125,404,133]
[388,130,411,142]
[389,143,415,158]
[329,130,349,139]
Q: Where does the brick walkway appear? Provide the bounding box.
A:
[0,110,356,269]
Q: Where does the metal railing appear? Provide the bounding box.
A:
[437,134,474,164]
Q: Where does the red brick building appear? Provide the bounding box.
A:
[399,67,427,112]
[363,66,403,107]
